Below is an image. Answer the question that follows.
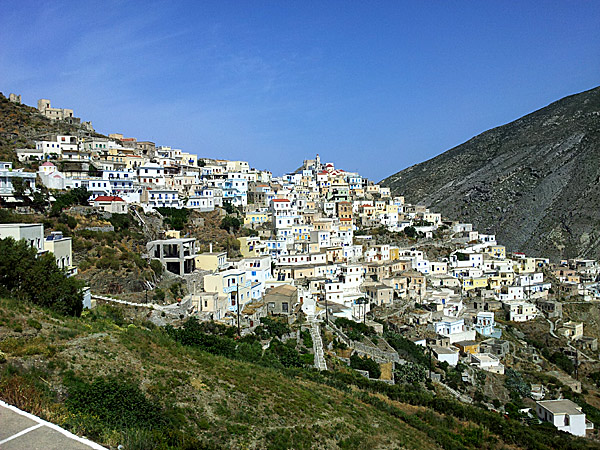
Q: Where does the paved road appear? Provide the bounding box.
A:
[0,401,107,450]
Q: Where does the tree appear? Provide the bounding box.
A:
[10,177,28,198]
[403,226,417,239]
[0,237,84,316]
[31,191,48,212]
[220,215,240,232]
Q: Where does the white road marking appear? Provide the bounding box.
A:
[0,423,43,445]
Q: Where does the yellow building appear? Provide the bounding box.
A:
[483,245,506,259]
[455,340,480,355]
[244,212,270,226]
[514,257,536,273]
[463,277,488,291]
[389,246,400,261]
[195,252,227,271]
[238,237,268,258]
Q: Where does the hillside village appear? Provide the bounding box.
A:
[2,93,600,445]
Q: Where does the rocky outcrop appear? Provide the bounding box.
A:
[381,86,600,260]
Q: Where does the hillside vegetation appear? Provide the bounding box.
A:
[382,86,600,260]
[0,296,598,450]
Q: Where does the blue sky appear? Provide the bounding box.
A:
[1,1,598,180]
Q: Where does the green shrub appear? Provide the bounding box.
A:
[0,237,84,316]
[150,260,163,277]
[153,289,165,302]
[156,208,190,231]
[350,353,381,379]
[26,318,42,330]
[64,375,167,430]
[109,213,131,232]
[51,187,89,216]
[220,215,241,232]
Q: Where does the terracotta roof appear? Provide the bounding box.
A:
[272,199,290,202]
[94,196,125,202]
[41,162,55,166]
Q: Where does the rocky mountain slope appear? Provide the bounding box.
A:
[381,86,600,260]
[0,92,103,164]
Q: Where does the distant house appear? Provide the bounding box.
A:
[479,338,510,358]
[470,353,504,374]
[195,251,228,272]
[503,301,537,322]
[557,321,584,340]
[263,284,298,315]
[473,311,499,337]
[433,317,476,343]
[0,162,37,202]
[455,340,480,356]
[430,345,459,367]
[93,195,127,213]
[536,399,592,437]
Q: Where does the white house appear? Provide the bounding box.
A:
[470,353,504,374]
[431,345,459,366]
[0,223,44,251]
[137,163,165,186]
[504,301,538,322]
[536,399,591,437]
[142,188,181,209]
[434,317,476,343]
[0,162,37,200]
[93,195,127,214]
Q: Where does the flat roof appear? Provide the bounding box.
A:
[537,399,583,416]
[455,340,479,347]
[472,353,498,363]
[431,345,457,355]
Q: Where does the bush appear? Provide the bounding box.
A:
[505,368,531,400]
[109,213,131,232]
[0,237,84,316]
[334,317,376,341]
[64,374,167,430]
[26,318,42,331]
[156,208,189,231]
[153,289,165,302]
[50,187,89,216]
[395,362,427,385]
[150,260,163,277]
[59,213,78,230]
[350,353,381,379]
[255,317,290,338]
[132,253,147,270]
[385,332,430,366]
[220,215,241,232]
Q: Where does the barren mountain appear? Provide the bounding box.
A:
[382,86,600,260]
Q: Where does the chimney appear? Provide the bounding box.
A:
[210,243,213,253]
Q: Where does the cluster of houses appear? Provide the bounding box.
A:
[2,97,599,437]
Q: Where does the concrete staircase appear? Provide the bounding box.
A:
[308,316,327,371]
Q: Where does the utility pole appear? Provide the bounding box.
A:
[428,345,432,380]
[236,286,241,337]
[325,293,328,324]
